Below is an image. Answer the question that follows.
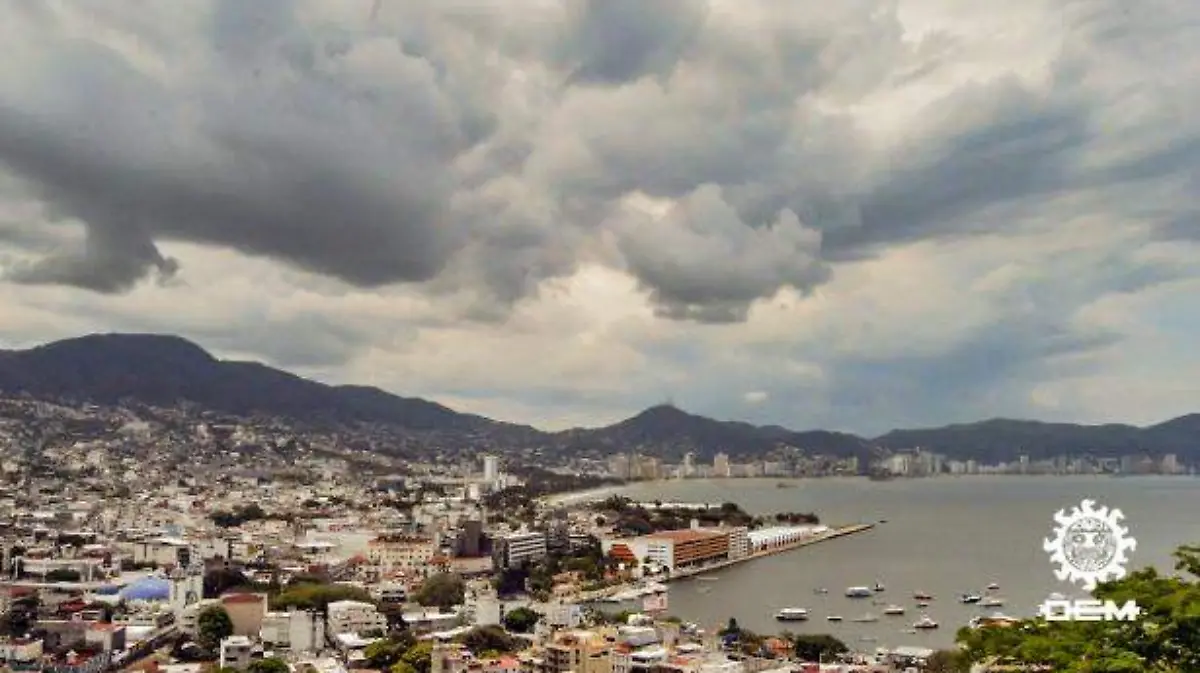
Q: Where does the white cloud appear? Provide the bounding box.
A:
[2,0,1199,435]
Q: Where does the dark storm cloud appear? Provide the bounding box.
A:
[0,0,1198,328]
[561,0,707,85]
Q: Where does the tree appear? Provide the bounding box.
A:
[459,625,520,654]
[204,568,253,598]
[414,573,465,610]
[924,649,970,673]
[789,634,847,662]
[502,606,541,634]
[958,544,1200,671]
[390,663,418,673]
[402,641,434,673]
[247,658,290,673]
[196,606,234,651]
[364,637,411,669]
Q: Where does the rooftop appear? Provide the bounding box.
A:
[646,529,724,543]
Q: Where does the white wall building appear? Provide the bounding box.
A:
[261,609,326,654]
[326,600,388,636]
[492,531,547,570]
[219,635,253,670]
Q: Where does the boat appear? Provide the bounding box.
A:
[913,615,939,630]
[883,605,906,616]
[775,608,809,622]
[987,582,1000,591]
[873,582,886,592]
[1048,592,1066,601]
[913,591,933,601]
[852,613,880,623]
[981,597,1006,608]
[814,587,829,594]
[960,593,983,604]
[916,601,930,609]
[826,615,843,622]
[846,586,873,598]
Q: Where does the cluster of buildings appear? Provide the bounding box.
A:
[599,523,829,574]
[877,449,1192,477]
[607,453,860,481]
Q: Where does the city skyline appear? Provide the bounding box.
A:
[3,1,1200,436]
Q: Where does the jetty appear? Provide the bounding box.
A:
[664,522,875,582]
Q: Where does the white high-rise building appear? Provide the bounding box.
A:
[483,455,499,483]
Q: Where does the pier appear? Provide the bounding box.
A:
[664,523,875,582]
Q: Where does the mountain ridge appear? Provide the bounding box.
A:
[1,333,1195,462]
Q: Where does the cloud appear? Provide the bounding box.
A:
[2,0,1200,434]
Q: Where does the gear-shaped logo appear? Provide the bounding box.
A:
[1043,498,1137,591]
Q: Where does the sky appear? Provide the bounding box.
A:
[1,0,1199,436]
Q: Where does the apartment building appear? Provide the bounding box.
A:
[492,531,547,570]
[326,600,388,637]
[366,535,437,573]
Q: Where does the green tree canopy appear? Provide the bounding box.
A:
[791,634,847,663]
[272,583,374,613]
[958,545,1200,671]
[415,573,465,610]
[247,658,290,673]
[197,605,234,651]
[502,606,541,634]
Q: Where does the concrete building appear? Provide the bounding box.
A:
[220,593,268,637]
[712,454,730,478]
[725,527,749,560]
[366,535,437,573]
[482,455,500,484]
[219,635,253,670]
[326,600,388,637]
[492,531,547,570]
[260,609,326,654]
[602,529,730,572]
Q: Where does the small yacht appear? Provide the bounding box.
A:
[982,597,1006,608]
[775,608,809,622]
[913,591,934,601]
[846,586,873,598]
[826,615,843,622]
[913,615,939,630]
[960,593,983,604]
[873,581,886,592]
[916,601,931,609]
[852,613,880,623]
[987,582,1001,591]
[883,604,906,616]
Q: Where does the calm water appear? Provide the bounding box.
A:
[606,476,1200,649]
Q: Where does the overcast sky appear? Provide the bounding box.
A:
[2,0,1198,436]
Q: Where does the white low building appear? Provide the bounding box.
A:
[326,600,387,637]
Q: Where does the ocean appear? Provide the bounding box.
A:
[599,476,1200,649]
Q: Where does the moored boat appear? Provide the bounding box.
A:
[883,604,906,616]
[775,608,809,622]
[913,615,939,630]
[961,593,983,604]
[846,586,872,598]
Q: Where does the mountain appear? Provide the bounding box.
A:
[551,404,871,459]
[872,417,1193,463]
[0,333,503,433]
[1,333,1197,463]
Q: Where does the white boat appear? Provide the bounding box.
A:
[846,586,873,598]
[775,608,809,621]
[913,615,939,629]
[960,593,982,604]
[852,613,879,623]
[873,582,886,592]
[987,582,1000,591]
[982,597,1006,607]
[883,604,906,616]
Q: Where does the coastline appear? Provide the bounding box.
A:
[578,523,874,602]
[664,523,875,582]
